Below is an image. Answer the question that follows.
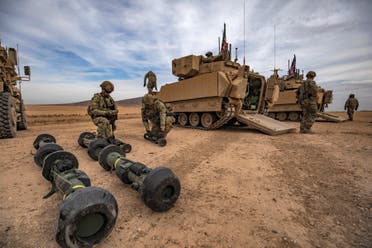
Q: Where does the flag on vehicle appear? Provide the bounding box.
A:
[220,23,228,54]
[288,54,296,78]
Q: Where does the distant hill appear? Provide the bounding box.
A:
[66,96,142,106]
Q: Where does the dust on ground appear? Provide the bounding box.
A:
[0,106,371,248]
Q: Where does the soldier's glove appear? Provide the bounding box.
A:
[106,110,118,116]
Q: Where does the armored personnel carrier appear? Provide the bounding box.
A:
[0,43,31,138]
[266,68,344,122]
[156,28,295,135]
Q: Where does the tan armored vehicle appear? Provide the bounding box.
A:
[0,44,31,138]
[156,28,295,135]
[266,68,344,122]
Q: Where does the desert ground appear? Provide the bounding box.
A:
[0,105,371,248]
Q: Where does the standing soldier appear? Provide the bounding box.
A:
[344,94,359,121]
[141,93,175,145]
[143,70,157,94]
[88,81,118,140]
[297,71,318,133]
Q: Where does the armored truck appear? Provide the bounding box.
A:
[0,44,31,138]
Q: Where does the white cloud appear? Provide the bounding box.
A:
[0,0,372,110]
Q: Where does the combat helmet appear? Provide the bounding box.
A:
[205,51,213,57]
[100,81,114,93]
[306,71,316,78]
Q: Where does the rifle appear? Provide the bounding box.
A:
[106,103,117,131]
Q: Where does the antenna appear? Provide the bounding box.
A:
[218,36,220,52]
[274,25,276,69]
[243,0,246,65]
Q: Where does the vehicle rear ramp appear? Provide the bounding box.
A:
[317,112,346,122]
[236,113,296,135]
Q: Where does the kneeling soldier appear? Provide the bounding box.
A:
[141,94,174,145]
[88,81,118,139]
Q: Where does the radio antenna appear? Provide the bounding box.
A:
[243,0,246,65]
[274,25,276,69]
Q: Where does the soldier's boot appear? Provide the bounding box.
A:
[300,129,315,134]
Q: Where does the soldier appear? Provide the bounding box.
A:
[344,94,359,121]
[141,93,174,140]
[88,81,118,139]
[202,51,214,63]
[202,51,223,63]
[143,70,157,94]
[297,71,318,133]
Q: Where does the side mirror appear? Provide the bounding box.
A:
[8,48,18,65]
[24,66,31,76]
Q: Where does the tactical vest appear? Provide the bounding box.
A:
[88,93,115,118]
[298,80,317,103]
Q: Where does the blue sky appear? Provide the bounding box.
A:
[1,0,371,110]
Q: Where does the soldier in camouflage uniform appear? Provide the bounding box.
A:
[344,94,359,121]
[143,71,157,94]
[298,71,318,133]
[88,81,118,139]
[141,93,174,139]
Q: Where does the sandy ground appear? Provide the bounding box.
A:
[0,106,371,248]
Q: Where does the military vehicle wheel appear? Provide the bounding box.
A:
[276,112,288,121]
[34,143,63,167]
[98,145,125,171]
[141,167,181,212]
[17,106,28,130]
[56,187,118,248]
[0,93,17,138]
[189,112,200,127]
[201,113,216,128]
[88,139,109,161]
[178,113,188,126]
[33,133,56,149]
[288,112,300,121]
[42,151,79,181]
[268,113,276,119]
[78,132,96,148]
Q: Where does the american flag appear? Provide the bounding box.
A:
[288,54,296,78]
[220,23,228,53]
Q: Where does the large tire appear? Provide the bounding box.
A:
[78,132,96,148]
[33,133,56,149]
[87,139,109,161]
[17,101,28,130]
[56,187,118,248]
[42,151,79,181]
[141,167,181,212]
[34,143,63,167]
[0,93,17,139]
